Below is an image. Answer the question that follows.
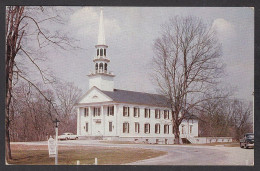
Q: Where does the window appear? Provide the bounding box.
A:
[84,108,89,117]
[93,107,101,117]
[164,110,169,119]
[190,125,193,134]
[104,49,106,56]
[164,125,169,134]
[181,125,185,134]
[86,123,88,132]
[144,123,150,134]
[99,63,103,71]
[107,106,114,116]
[95,63,98,71]
[123,122,129,133]
[155,124,160,134]
[155,109,160,119]
[145,108,150,118]
[100,48,103,56]
[134,107,140,117]
[97,49,99,56]
[109,122,113,132]
[135,122,140,133]
[104,63,107,71]
[123,106,130,117]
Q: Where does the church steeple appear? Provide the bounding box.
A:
[97,7,106,45]
[88,7,115,92]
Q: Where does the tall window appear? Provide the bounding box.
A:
[123,122,129,133]
[135,122,140,133]
[164,124,169,134]
[107,106,114,116]
[190,125,193,134]
[155,124,160,134]
[97,49,99,56]
[155,109,160,119]
[123,106,130,117]
[145,108,150,118]
[144,123,150,134]
[109,122,113,132]
[134,107,140,117]
[100,48,103,56]
[104,63,107,71]
[95,63,98,72]
[99,63,103,72]
[93,107,101,117]
[104,49,106,56]
[164,110,169,119]
[84,108,89,117]
[86,123,88,132]
[181,125,185,134]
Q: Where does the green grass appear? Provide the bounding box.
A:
[7,144,166,165]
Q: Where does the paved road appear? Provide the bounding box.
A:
[12,140,254,165]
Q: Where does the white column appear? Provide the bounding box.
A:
[102,105,105,135]
[90,107,93,135]
[77,108,81,136]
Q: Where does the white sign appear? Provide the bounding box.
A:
[48,136,56,158]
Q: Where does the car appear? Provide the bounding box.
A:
[240,133,254,149]
[58,132,78,140]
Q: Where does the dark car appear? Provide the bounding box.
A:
[240,133,254,149]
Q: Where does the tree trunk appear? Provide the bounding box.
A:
[5,108,12,161]
[173,122,182,144]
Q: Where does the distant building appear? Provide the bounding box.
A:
[75,8,199,144]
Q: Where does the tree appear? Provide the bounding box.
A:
[5,6,75,160]
[53,80,82,134]
[152,16,224,144]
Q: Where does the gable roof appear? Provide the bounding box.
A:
[101,89,171,108]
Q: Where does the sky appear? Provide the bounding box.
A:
[34,7,254,102]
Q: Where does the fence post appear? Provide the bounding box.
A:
[95,158,98,165]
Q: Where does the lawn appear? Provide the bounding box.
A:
[7,144,166,165]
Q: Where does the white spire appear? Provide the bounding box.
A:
[97,7,106,45]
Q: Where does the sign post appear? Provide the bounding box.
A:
[55,127,58,165]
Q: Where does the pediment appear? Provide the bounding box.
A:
[77,86,113,104]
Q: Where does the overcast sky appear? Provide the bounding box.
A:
[40,7,253,101]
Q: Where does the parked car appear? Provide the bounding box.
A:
[58,132,78,140]
[240,133,254,149]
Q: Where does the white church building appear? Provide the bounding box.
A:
[75,8,199,144]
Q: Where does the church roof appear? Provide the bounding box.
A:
[101,89,171,108]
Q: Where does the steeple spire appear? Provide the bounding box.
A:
[88,7,115,92]
[97,7,106,45]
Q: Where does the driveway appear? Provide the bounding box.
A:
[11,140,254,165]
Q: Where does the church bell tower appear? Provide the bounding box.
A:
[88,8,115,91]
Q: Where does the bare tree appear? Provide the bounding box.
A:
[152,16,224,144]
[5,6,76,160]
[229,100,253,140]
[53,81,82,134]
